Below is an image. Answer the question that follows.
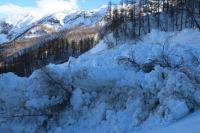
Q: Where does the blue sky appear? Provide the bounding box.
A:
[0,0,120,10]
[78,0,120,10]
[0,0,120,19]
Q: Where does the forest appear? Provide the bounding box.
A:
[0,27,97,76]
[106,0,200,42]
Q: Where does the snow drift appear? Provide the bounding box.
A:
[0,29,200,133]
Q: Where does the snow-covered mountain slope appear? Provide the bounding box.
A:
[0,21,12,43]
[0,7,107,43]
[0,14,40,42]
[0,29,200,133]
[38,7,107,29]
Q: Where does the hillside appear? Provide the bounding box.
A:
[0,29,200,132]
[0,7,107,76]
[1,0,200,77]
[0,0,200,133]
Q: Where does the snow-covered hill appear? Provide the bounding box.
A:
[0,7,107,43]
[0,29,200,133]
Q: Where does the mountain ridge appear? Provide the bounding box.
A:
[0,6,107,44]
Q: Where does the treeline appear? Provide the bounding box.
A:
[106,0,200,41]
[0,36,95,76]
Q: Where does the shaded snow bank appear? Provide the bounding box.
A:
[136,110,200,133]
[0,34,8,44]
[0,29,200,133]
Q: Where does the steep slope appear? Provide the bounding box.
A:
[0,14,40,42]
[0,7,107,44]
[0,29,200,133]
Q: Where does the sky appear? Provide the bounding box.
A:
[0,0,120,19]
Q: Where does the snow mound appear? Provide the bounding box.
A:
[0,34,8,44]
[0,29,200,133]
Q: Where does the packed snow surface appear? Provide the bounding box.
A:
[0,34,8,44]
[136,110,200,133]
[0,29,200,133]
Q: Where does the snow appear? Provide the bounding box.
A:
[0,29,200,132]
[89,40,107,54]
[5,13,38,28]
[165,99,189,120]
[137,110,200,133]
[25,95,61,110]
[70,88,83,110]
[62,7,107,29]
[0,34,8,44]
[0,6,107,41]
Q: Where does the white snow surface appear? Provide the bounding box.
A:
[136,110,200,133]
[0,34,8,44]
[0,29,200,133]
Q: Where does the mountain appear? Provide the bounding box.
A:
[0,7,108,76]
[0,7,107,44]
